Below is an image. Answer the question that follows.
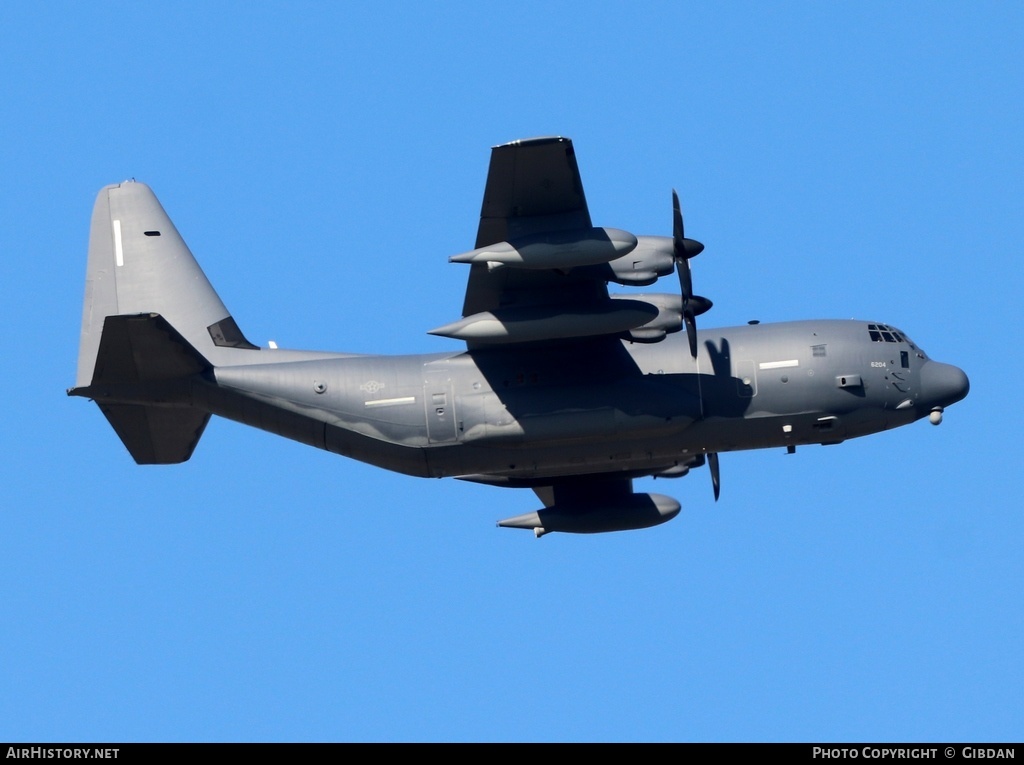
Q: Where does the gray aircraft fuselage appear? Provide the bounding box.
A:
[193,318,965,482]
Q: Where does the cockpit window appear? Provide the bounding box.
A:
[868,323,907,344]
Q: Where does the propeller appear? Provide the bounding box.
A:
[672,192,719,500]
[672,190,707,359]
[708,452,721,502]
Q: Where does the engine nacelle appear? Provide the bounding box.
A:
[609,293,712,343]
[571,236,676,286]
[449,227,637,270]
[497,492,681,537]
[605,235,676,285]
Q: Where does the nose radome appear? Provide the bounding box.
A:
[919,361,970,409]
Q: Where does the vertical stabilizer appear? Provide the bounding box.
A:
[75,181,254,389]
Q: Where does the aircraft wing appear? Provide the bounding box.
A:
[461,136,605,320]
[474,136,592,251]
[431,137,673,347]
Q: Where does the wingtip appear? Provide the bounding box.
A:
[494,135,570,149]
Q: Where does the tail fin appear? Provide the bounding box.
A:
[72,181,255,463]
[75,181,255,390]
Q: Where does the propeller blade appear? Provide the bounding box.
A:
[672,189,684,246]
[708,452,721,501]
[672,189,705,260]
[672,190,702,359]
[683,308,698,359]
[676,248,694,298]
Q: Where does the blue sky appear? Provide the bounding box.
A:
[2,2,1021,743]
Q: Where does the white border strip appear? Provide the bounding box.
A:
[113,219,124,267]
[364,396,417,408]
[759,359,799,370]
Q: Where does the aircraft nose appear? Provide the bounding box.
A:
[919,361,970,409]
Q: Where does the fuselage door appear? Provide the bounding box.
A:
[424,367,458,443]
[888,349,913,396]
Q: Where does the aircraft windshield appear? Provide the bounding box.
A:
[868,323,926,359]
[867,323,906,344]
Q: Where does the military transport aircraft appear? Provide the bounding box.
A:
[69,137,969,536]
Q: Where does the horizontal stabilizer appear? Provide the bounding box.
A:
[91,313,209,387]
[98,404,210,464]
[69,313,213,465]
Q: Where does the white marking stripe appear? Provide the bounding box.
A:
[113,219,124,267]
[364,396,417,408]
[759,359,799,370]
